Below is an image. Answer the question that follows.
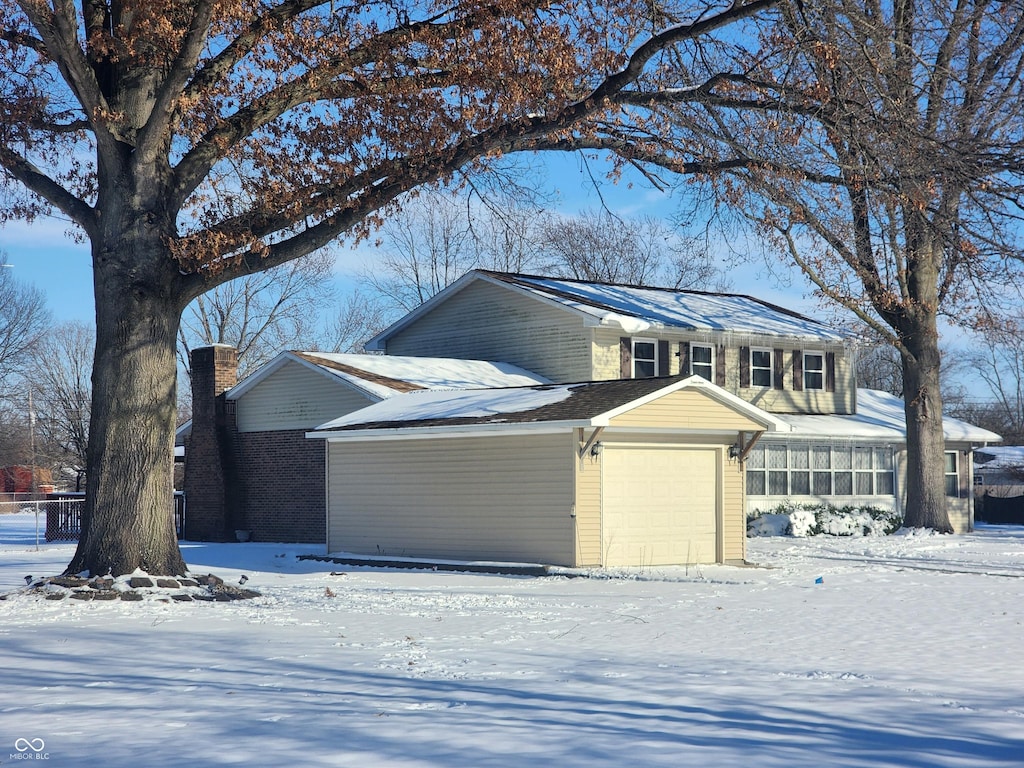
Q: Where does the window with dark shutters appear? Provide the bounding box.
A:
[773,348,784,389]
[716,345,726,386]
[826,351,836,392]
[740,346,750,388]
[657,340,670,377]
[792,350,803,391]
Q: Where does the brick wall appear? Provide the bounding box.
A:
[235,429,326,543]
[184,345,238,540]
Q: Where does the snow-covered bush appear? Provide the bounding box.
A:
[747,503,902,537]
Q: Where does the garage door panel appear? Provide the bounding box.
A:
[603,447,718,567]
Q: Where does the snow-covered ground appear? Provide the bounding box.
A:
[1,511,1023,767]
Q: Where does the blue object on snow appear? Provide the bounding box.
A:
[814,576,824,584]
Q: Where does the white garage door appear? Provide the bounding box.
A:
[602,447,718,567]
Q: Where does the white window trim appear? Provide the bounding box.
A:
[691,343,715,382]
[803,351,825,391]
[945,451,960,498]
[750,347,773,389]
[631,337,658,379]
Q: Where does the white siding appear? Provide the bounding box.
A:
[327,433,577,565]
[235,360,374,432]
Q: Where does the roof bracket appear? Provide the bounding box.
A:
[579,426,606,461]
[731,430,764,462]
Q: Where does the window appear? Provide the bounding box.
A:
[632,339,657,379]
[691,344,714,382]
[945,452,960,497]
[751,348,773,388]
[746,443,895,498]
[804,352,824,390]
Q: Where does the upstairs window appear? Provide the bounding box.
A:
[804,352,824,390]
[632,339,657,379]
[691,344,714,382]
[750,348,773,388]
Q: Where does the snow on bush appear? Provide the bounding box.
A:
[748,503,902,537]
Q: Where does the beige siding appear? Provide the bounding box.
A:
[609,388,766,431]
[385,280,593,381]
[722,454,746,562]
[327,433,577,565]
[574,434,602,566]
[235,360,374,432]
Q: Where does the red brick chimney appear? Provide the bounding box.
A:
[184,345,238,540]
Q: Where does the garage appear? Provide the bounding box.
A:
[310,376,779,568]
[602,446,719,567]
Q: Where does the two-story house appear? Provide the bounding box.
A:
[363,270,998,534]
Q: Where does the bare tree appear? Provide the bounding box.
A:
[325,289,394,354]
[951,320,1024,444]
[0,263,50,398]
[0,0,773,576]
[26,321,93,489]
[598,0,1024,530]
[178,251,336,379]
[538,209,728,289]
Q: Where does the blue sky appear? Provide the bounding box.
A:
[0,151,825,328]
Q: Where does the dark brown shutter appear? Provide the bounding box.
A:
[792,350,803,391]
[739,346,750,388]
[679,341,690,377]
[657,340,670,377]
[620,337,632,379]
[773,348,785,389]
[716,345,726,387]
[825,351,836,392]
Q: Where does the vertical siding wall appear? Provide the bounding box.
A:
[327,433,577,565]
[574,441,602,566]
[235,361,375,432]
[384,281,593,382]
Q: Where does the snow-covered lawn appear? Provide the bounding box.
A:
[1,512,1023,767]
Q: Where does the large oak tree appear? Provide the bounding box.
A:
[601,0,1024,530]
[0,0,773,576]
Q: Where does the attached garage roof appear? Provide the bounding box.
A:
[309,375,784,439]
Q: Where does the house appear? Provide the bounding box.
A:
[365,270,999,533]
[972,446,1024,524]
[308,376,783,567]
[182,345,548,542]
[185,269,999,563]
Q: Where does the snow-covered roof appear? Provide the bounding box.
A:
[225,351,549,402]
[974,445,1024,469]
[310,375,783,438]
[775,389,1002,443]
[367,270,853,348]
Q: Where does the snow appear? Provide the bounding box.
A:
[976,445,1024,469]
[315,385,575,430]
[296,353,550,400]
[505,274,852,341]
[2,512,1024,767]
[779,389,1002,443]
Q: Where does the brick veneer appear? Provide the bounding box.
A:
[234,429,325,543]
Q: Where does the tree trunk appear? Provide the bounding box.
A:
[66,236,188,577]
[900,324,953,533]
